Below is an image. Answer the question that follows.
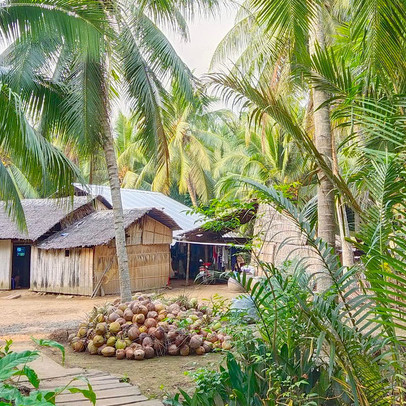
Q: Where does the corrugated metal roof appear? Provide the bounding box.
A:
[74,184,205,237]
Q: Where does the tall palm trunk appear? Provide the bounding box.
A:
[310,5,335,291]
[103,132,132,302]
[101,68,132,302]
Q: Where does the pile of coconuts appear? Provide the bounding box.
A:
[69,295,232,361]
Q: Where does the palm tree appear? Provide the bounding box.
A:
[0,84,80,227]
[213,114,307,199]
[0,0,218,301]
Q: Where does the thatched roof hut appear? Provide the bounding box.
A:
[38,208,179,249]
[32,208,180,296]
[0,196,110,241]
[0,196,109,290]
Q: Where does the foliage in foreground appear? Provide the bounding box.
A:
[167,179,406,405]
[0,339,95,406]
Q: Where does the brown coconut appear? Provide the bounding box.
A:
[125,348,134,360]
[180,345,190,356]
[195,346,205,355]
[189,335,203,349]
[134,349,145,360]
[142,336,154,348]
[168,344,179,356]
[147,311,158,319]
[134,314,145,325]
[138,305,148,316]
[128,326,140,341]
[116,349,126,360]
[144,318,157,329]
[123,308,134,321]
[144,346,155,359]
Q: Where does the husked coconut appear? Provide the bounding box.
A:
[168,344,179,355]
[147,311,158,319]
[189,335,203,349]
[203,341,213,353]
[153,327,165,340]
[72,340,85,352]
[142,336,154,348]
[180,345,190,356]
[125,348,134,360]
[144,346,155,359]
[127,326,140,341]
[116,349,126,360]
[123,309,134,321]
[138,305,148,316]
[195,346,205,355]
[134,314,145,325]
[108,312,120,323]
[134,349,145,360]
[167,331,177,342]
[144,318,157,328]
[146,302,156,312]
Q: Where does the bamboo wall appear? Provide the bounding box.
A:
[94,217,172,295]
[0,240,12,290]
[253,204,320,275]
[31,246,94,295]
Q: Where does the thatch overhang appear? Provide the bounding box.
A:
[38,208,180,250]
[0,196,111,242]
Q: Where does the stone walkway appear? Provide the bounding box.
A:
[12,350,164,406]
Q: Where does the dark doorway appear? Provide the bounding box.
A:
[12,245,31,289]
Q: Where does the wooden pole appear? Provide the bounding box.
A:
[186,243,190,286]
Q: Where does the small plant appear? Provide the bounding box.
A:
[0,339,96,406]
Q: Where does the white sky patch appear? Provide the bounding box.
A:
[166,5,237,78]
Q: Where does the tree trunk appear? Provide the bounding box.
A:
[310,6,335,291]
[103,132,132,302]
[332,131,354,268]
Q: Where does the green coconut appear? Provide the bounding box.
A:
[95,322,107,335]
[109,321,121,333]
[106,336,117,347]
[115,339,127,350]
[101,346,116,357]
[93,335,105,347]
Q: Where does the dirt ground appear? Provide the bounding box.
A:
[42,345,224,398]
[0,281,237,397]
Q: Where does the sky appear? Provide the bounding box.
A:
[166,5,238,77]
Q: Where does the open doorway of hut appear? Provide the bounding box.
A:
[12,245,31,289]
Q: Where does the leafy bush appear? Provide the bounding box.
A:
[167,180,406,405]
[0,339,95,406]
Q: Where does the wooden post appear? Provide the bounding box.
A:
[186,243,191,286]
